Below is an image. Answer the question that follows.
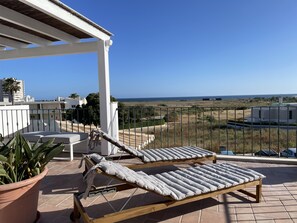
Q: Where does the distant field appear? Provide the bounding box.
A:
[122,98,272,108]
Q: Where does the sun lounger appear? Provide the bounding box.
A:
[22,131,89,161]
[72,154,265,222]
[89,129,217,168]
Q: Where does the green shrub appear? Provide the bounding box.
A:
[0,132,64,184]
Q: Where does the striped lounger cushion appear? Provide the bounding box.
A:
[139,146,215,163]
[97,130,215,163]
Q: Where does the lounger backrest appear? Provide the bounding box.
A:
[87,153,173,197]
[94,129,144,158]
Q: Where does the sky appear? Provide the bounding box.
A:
[1,0,297,100]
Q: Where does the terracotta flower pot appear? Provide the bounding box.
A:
[0,167,48,223]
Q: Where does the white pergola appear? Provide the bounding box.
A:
[0,0,116,155]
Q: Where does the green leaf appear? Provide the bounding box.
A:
[21,135,33,159]
[40,144,64,169]
[0,131,64,184]
[0,168,14,183]
[0,155,7,162]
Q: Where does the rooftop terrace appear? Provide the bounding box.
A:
[38,157,297,223]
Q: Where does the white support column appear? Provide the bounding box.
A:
[110,102,119,154]
[98,39,113,155]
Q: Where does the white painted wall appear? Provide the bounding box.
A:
[0,105,30,137]
[249,106,297,124]
[64,97,87,109]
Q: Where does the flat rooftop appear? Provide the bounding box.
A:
[38,157,297,223]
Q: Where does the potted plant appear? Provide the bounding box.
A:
[0,132,64,223]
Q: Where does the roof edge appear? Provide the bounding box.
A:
[49,0,113,37]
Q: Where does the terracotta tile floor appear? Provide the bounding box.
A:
[37,156,297,223]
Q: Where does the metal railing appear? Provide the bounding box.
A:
[0,108,98,138]
[1,105,297,158]
[118,105,297,158]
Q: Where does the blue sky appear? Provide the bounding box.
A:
[1,0,297,99]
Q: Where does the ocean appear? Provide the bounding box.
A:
[118,94,297,102]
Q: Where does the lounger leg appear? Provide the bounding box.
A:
[70,144,74,161]
[213,156,217,163]
[256,179,262,203]
[72,202,80,222]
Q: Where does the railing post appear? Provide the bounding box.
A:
[110,102,118,154]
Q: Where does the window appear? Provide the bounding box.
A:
[289,110,293,119]
[259,110,261,118]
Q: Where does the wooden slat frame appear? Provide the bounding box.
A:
[128,155,217,169]
[72,178,262,223]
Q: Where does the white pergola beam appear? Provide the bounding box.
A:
[0,24,51,46]
[0,5,79,44]
[0,41,98,60]
[0,36,28,49]
[1,1,116,156]
[20,0,111,41]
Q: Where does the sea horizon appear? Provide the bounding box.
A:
[118,93,297,102]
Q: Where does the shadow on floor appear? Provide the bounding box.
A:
[252,166,297,185]
[40,173,84,195]
[77,190,254,223]
[38,208,73,223]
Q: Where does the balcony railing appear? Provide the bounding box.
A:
[1,105,297,158]
[117,105,297,158]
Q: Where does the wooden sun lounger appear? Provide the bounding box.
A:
[72,154,265,223]
[89,129,217,168]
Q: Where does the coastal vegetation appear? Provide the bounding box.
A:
[147,115,297,154]
[69,93,79,99]
[65,92,119,126]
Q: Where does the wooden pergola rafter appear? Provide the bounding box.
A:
[0,0,116,155]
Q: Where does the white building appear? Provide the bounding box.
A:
[16,100,65,119]
[247,103,297,124]
[57,96,87,109]
[15,100,66,132]
[24,95,35,102]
